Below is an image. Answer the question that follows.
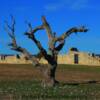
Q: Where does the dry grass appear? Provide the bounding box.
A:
[0,64,100,82]
[0,64,100,99]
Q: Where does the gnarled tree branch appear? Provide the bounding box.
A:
[5,16,39,66]
[42,16,54,39]
[25,16,54,40]
[25,22,48,60]
[56,26,88,42]
[55,40,65,52]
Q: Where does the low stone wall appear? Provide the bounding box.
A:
[0,51,100,66]
[0,55,31,64]
[40,51,100,66]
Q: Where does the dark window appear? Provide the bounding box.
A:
[16,54,20,59]
[74,54,79,64]
[1,55,5,60]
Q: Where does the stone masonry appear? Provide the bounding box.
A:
[0,48,100,66]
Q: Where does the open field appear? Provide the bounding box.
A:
[0,64,100,99]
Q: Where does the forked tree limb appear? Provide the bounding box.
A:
[25,22,46,51]
[41,17,88,52]
[25,22,49,61]
[25,17,88,54]
[5,16,39,66]
[25,16,54,40]
[55,40,65,52]
[25,16,55,52]
[5,16,17,48]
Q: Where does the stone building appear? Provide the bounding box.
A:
[57,48,100,66]
[0,54,31,64]
[0,48,100,66]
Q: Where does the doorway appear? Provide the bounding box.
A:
[74,54,79,64]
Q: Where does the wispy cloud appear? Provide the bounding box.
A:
[44,0,97,12]
[70,0,88,10]
[44,0,70,12]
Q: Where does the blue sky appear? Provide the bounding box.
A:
[0,0,100,54]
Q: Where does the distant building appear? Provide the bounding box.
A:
[0,48,100,66]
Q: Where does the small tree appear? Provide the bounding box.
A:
[5,16,88,87]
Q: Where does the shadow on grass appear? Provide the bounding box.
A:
[60,80,100,86]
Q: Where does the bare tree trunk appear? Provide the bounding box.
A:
[41,64,57,87]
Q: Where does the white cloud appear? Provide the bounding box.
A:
[70,0,88,10]
[44,0,93,12]
[44,0,67,12]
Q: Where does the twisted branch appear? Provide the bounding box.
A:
[56,26,88,42]
[5,16,39,66]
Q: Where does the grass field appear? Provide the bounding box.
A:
[0,64,100,100]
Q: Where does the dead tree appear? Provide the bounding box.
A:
[5,16,88,87]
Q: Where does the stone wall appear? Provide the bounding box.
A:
[0,49,100,66]
[40,50,100,66]
[0,55,31,64]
